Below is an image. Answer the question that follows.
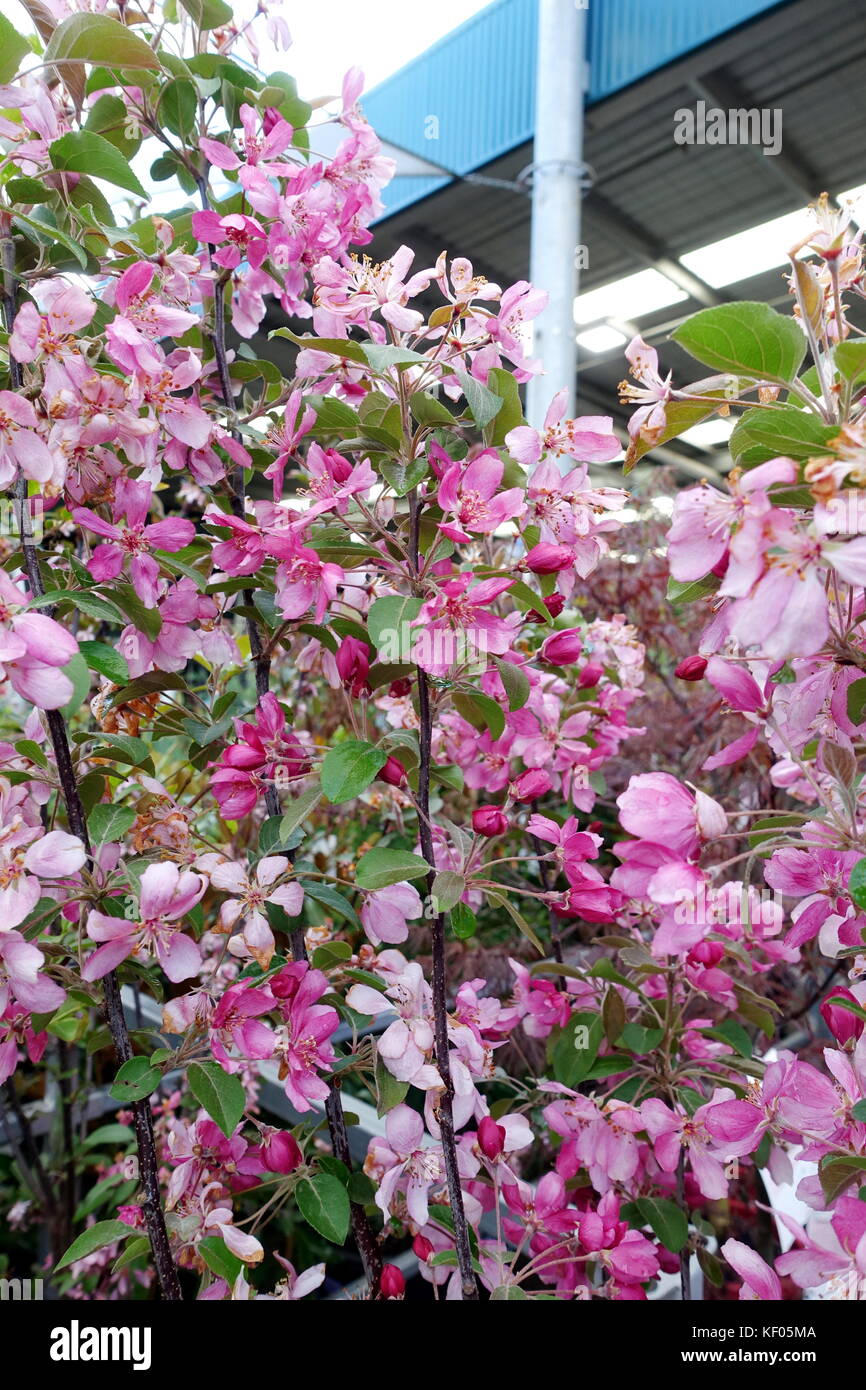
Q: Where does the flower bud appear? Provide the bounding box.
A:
[820,989,865,1045]
[526,593,566,622]
[379,755,407,787]
[688,940,724,967]
[269,968,300,1001]
[578,661,603,689]
[472,805,508,837]
[335,636,371,698]
[380,1264,406,1299]
[510,769,553,802]
[675,655,708,681]
[540,628,583,666]
[413,1234,434,1262]
[523,543,574,574]
[477,1115,506,1160]
[263,1130,303,1174]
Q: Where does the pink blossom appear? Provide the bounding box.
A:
[82,862,204,983]
[721,1239,782,1300]
[73,477,194,606]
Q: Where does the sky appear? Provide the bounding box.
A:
[7,0,491,102]
[258,1,491,101]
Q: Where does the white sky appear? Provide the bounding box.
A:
[262,1,491,101]
[7,0,491,102]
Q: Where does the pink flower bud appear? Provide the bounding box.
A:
[540,628,583,666]
[688,941,724,967]
[380,1264,406,1299]
[526,592,566,622]
[378,755,407,787]
[578,661,603,689]
[389,678,412,698]
[263,1130,303,1174]
[472,805,508,837]
[269,968,300,1001]
[511,769,553,802]
[413,1234,434,1262]
[820,989,864,1045]
[477,1115,506,1160]
[523,543,574,574]
[675,655,708,681]
[335,636,371,698]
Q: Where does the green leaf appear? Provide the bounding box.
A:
[454,369,503,428]
[108,1056,161,1103]
[303,880,361,928]
[666,573,720,606]
[375,1052,409,1116]
[82,1123,135,1150]
[44,14,161,70]
[493,656,530,711]
[355,848,430,891]
[179,0,234,28]
[672,302,806,384]
[187,1060,245,1137]
[85,94,141,160]
[702,1019,753,1058]
[159,78,198,139]
[279,785,323,840]
[112,1236,150,1273]
[431,870,465,913]
[635,1196,689,1253]
[78,640,129,686]
[0,15,31,83]
[450,901,477,939]
[552,1010,603,1087]
[5,177,52,204]
[617,1022,664,1053]
[486,367,525,446]
[485,889,545,955]
[59,653,91,718]
[198,1235,243,1284]
[321,740,387,804]
[729,405,836,467]
[49,131,147,198]
[624,394,729,472]
[849,860,866,911]
[55,1220,133,1272]
[410,390,455,426]
[28,589,124,625]
[270,329,367,364]
[362,343,429,373]
[297,1172,351,1244]
[88,803,135,845]
[110,582,163,640]
[819,1153,866,1203]
[12,210,88,269]
[834,337,866,388]
[311,939,352,970]
[852,1098,866,1123]
[453,690,505,741]
[848,679,866,727]
[366,594,422,655]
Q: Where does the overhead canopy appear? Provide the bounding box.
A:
[349,0,866,483]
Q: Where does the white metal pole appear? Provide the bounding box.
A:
[525,0,586,434]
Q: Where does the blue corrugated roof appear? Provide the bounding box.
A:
[363,0,791,219]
